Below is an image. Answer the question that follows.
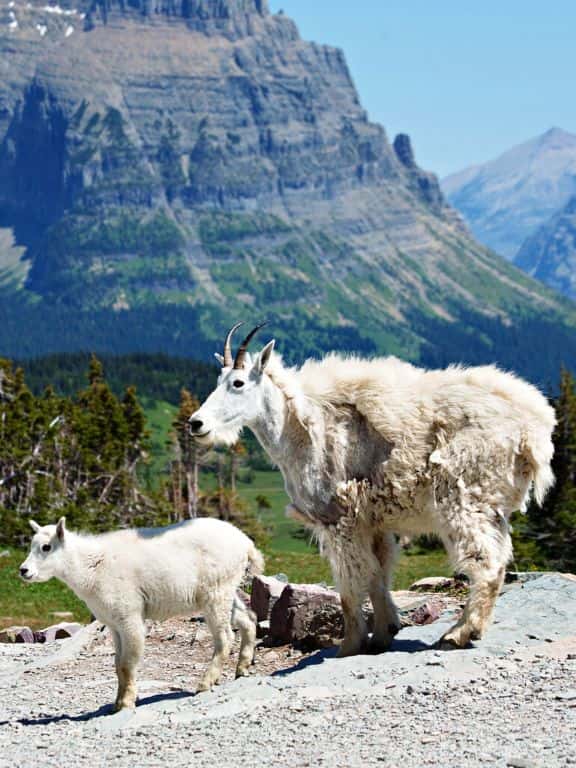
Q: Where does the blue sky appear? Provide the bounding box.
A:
[269,0,574,177]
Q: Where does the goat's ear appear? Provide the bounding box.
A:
[56,517,66,542]
[214,352,225,366]
[29,520,41,533]
[257,340,275,373]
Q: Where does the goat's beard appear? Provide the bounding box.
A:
[195,423,243,448]
[216,423,244,447]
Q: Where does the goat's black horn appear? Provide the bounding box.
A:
[233,323,268,369]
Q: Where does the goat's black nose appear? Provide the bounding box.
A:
[189,419,204,433]
[20,567,29,577]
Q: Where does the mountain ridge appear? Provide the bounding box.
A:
[442,127,576,261]
[1,1,576,382]
[516,194,576,301]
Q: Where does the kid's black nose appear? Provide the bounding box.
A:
[20,567,29,577]
[189,419,203,433]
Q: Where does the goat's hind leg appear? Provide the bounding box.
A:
[439,510,511,649]
[368,531,400,652]
[231,595,257,679]
[198,591,234,692]
[111,630,125,711]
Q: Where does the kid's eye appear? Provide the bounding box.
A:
[232,380,244,389]
[42,544,51,553]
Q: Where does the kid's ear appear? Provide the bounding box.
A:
[257,340,275,373]
[56,517,66,542]
[29,520,41,533]
[214,352,225,366]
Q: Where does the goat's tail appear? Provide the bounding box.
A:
[247,542,265,578]
[521,424,555,508]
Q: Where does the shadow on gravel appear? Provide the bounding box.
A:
[389,638,437,653]
[271,647,338,677]
[15,690,192,726]
[272,637,436,678]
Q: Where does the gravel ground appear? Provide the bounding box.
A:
[0,574,575,768]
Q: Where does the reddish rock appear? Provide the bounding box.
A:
[33,622,83,643]
[269,583,342,649]
[250,575,287,622]
[408,601,442,625]
[0,625,35,643]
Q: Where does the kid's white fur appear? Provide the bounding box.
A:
[21,517,263,710]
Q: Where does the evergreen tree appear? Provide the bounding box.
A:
[0,356,161,543]
[514,368,576,572]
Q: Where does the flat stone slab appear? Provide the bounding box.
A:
[82,573,576,732]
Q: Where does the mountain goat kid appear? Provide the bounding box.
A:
[20,517,263,711]
[189,323,556,657]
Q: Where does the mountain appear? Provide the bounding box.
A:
[1,0,576,383]
[442,128,576,260]
[516,195,576,301]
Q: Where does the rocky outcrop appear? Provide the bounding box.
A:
[515,195,576,301]
[83,0,275,39]
[393,133,447,215]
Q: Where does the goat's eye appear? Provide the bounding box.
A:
[42,544,51,553]
[232,380,244,389]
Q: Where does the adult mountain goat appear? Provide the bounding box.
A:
[190,324,555,656]
[20,517,263,710]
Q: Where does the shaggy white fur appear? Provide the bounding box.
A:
[192,343,555,656]
[20,517,263,710]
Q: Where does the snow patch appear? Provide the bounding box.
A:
[36,22,47,35]
[64,22,73,36]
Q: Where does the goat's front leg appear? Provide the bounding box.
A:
[338,576,368,657]
[324,532,369,657]
[113,619,145,711]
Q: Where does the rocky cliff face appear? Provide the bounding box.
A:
[516,195,576,301]
[1,0,575,379]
